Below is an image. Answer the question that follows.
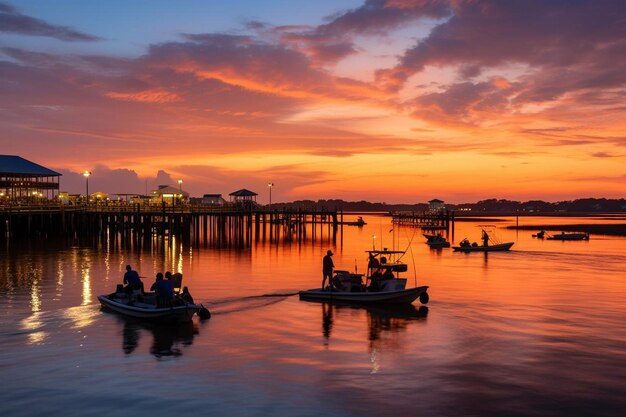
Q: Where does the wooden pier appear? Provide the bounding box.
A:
[0,204,340,248]
[391,210,454,231]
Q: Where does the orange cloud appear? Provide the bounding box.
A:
[105,89,182,104]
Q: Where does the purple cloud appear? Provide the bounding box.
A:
[376,0,626,97]
[0,2,100,41]
[273,0,451,64]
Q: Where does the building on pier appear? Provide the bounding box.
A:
[0,155,61,202]
[152,185,189,205]
[201,193,226,205]
[428,198,445,212]
[229,189,258,206]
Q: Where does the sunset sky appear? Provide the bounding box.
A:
[1,0,624,203]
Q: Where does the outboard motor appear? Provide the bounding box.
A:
[198,305,211,320]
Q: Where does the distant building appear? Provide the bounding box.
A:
[91,191,108,201]
[229,189,258,205]
[57,191,81,205]
[428,198,445,212]
[0,155,61,201]
[202,193,226,205]
[151,184,189,205]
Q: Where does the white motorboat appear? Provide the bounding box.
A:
[299,250,430,305]
[98,291,209,323]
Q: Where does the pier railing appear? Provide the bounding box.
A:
[391,210,453,231]
[0,202,341,248]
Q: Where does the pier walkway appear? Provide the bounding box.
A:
[0,203,341,247]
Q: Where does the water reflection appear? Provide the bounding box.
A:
[115,316,199,359]
[319,301,428,341]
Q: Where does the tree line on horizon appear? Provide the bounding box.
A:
[272,198,626,213]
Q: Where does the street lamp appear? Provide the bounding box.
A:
[268,182,274,209]
[83,171,91,203]
[177,179,183,205]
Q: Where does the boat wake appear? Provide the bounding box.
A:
[202,292,299,315]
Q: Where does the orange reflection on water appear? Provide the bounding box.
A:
[64,305,97,329]
[20,312,47,345]
[81,268,92,306]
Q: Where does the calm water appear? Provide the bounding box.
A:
[1,215,625,417]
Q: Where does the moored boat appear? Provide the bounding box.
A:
[426,234,450,248]
[299,249,430,305]
[546,232,590,241]
[423,233,438,242]
[342,216,367,226]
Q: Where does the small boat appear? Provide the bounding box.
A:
[452,241,514,252]
[426,234,450,248]
[452,227,514,252]
[423,233,438,242]
[342,216,367,226]
[532,230,546,238]
[546,232,590,241]
[299,250,430,305]
[98,286,209,323]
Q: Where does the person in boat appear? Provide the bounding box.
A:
[150,272,174,307]
[367,253,381,278]
[376,256,393,280]
[123,264,144,294]
[322,250,335,289]
[460,238,470,248]
[482,230,490,247]
[368,256,388,292]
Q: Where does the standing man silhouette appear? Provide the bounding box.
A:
[322,250,334,290]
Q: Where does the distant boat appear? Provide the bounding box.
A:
[532,230,546,238]
[426,234,450,248]
[546,232,590,241]
[423,233,438,242]
[452,226,514,252]
[342,216,367,226]
[452,242,514,252]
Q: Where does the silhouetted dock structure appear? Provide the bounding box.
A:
[0,204,341,248]
[391,210,454,231]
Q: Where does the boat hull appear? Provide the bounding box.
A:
[546,234,589,241]
[299,286,428,305]
[427,241,450,248]
[98,295,199,323]
[452,242,514,252]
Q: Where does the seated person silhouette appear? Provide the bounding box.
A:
[123,265,144,294]
[150,272,174,307]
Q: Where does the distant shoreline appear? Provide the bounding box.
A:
[507,224,626,237]
[452,212,626,218]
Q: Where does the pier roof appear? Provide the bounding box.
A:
[0,155,61,176]
[229,189,258,197]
